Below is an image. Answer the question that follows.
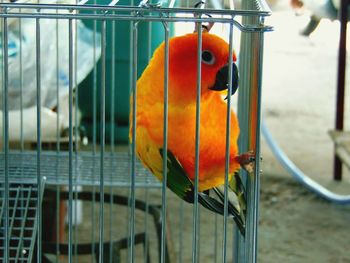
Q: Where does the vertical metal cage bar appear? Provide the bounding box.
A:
[68,17,74,263]
[109,16,116,263]
[91,6,98,261]
[143,188,150,263]
[18,15,24,260]
[178,200,184,263]
[192,22,202,263]
[92,2,98,152]
[247,27,264,263]
[129,20,139,263]
[55,10,61,152]
[222,21,234,263]
[237,11,265,263]
[35,16,43,263]
[18,17,24,150]
[197,208,201,263]
[99,19,107,263]
[2,13,10,263]
[161,22,170,263]
[55,14,61,262]
[143,19,153,263]
[235,17,250,262]
[74,17,79,263]
[245,32,263,263]
[214,214,218,263]
[74,17,79,148]
[127,13,133,263]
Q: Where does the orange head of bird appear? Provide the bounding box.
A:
[166,32,238,104]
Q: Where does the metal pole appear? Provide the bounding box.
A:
[192,23,202,263]
[19,17,24,150]
[91,5,98,262]
[99,19,107,263]
[36,16,43,263]
[222,22,234,263]
[2,12,10,263]
[143,18,152,263]
[236,6,265,263]
[74,16,79,263]
[68,18,74,263]
[55,13,61,263]
[18,13,25,262]
[333,0,348,181]
[161,22,170,263]
[129,20,138,263]
[109,16,116,263]
[178,201,184,263]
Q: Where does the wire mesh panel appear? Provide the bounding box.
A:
[0,151,160,186]
[0,180,46,262]
[0,0,271,262]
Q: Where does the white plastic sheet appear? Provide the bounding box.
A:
[0,18,101,141]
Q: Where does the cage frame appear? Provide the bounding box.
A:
[1,0,271,262]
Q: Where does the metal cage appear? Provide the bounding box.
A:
[0,0,271,262]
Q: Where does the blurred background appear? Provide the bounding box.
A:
[258,0,350,261]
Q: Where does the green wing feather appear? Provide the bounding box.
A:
[159,148,246,236]
[159,149,194,202]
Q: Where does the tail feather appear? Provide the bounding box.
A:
[212,186,245,236]
[180,187,246,236]
[198,193,227,215]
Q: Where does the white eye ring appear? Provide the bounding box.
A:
[201,50,215,65]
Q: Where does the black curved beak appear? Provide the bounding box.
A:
[209,63,239,96]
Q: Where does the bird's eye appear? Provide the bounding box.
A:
[201,50,215,65]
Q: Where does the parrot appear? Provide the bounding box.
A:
[130,32,254,236]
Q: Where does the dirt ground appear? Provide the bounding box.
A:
[259,175,350,262]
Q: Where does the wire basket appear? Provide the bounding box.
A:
[1,0,271,262]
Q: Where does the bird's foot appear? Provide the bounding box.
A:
[236,151,255,173]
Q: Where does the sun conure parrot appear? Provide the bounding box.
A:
[130,32,254,236]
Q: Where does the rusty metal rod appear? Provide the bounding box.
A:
[334,0,348,181]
